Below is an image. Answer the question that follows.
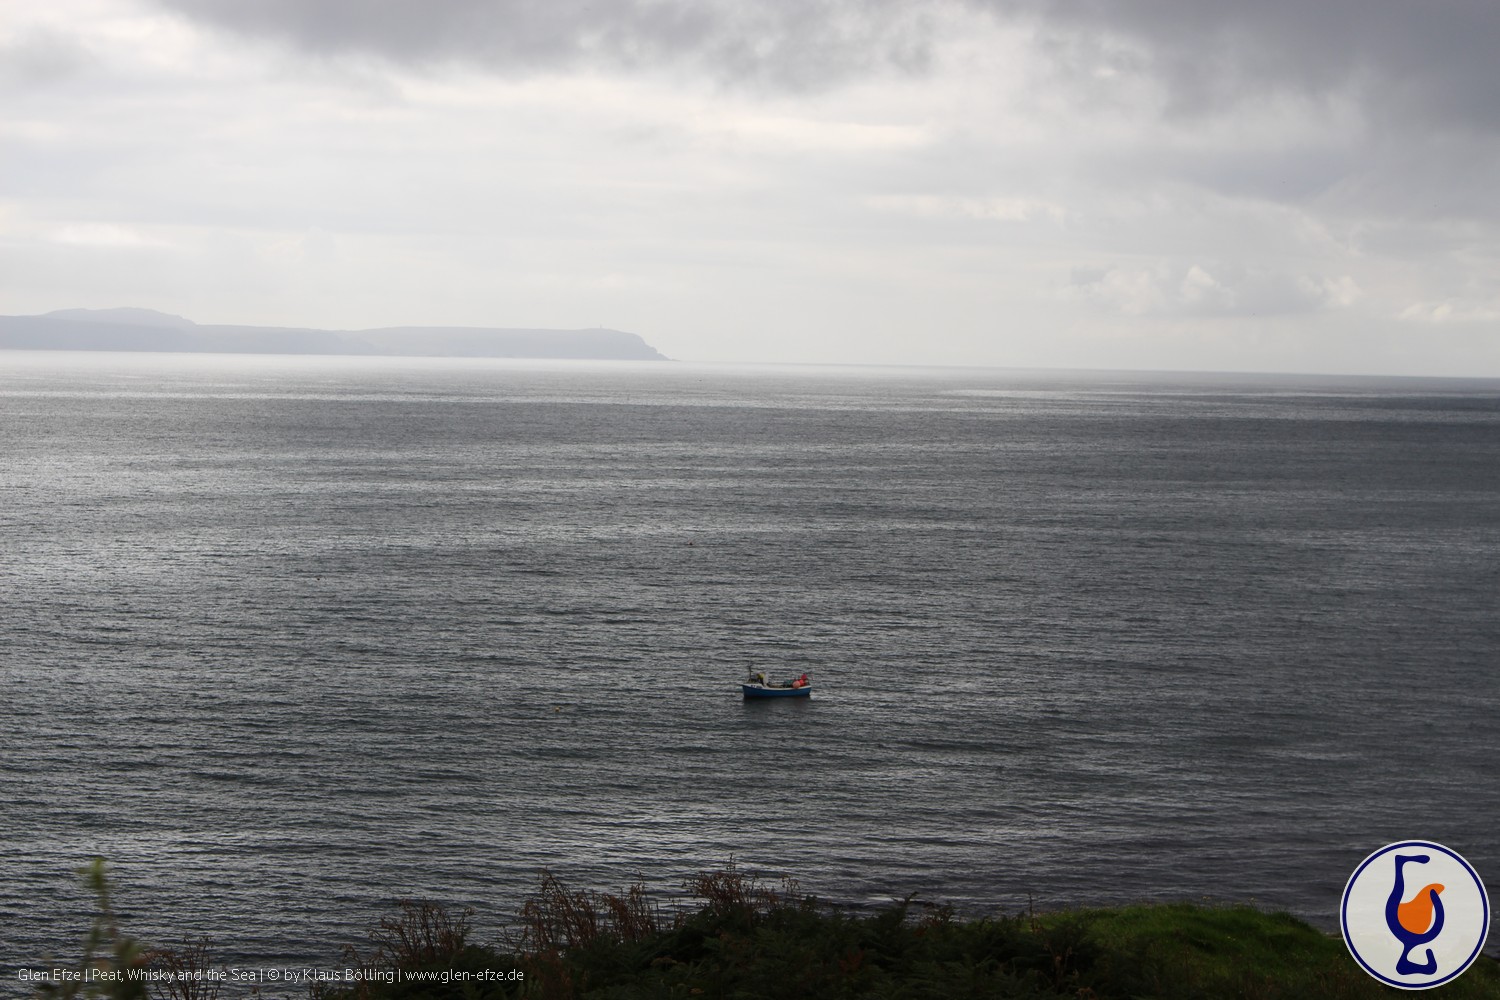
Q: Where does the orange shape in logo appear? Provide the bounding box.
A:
[1397,883,1445,935]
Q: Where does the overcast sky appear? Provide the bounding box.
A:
[4,0,1498,373]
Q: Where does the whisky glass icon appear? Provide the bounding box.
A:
[1385,854,1444,976]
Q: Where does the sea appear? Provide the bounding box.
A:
[2,350,1498,979]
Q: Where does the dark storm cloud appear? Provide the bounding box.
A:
[983,0,1500,131]
[151,0,934,89]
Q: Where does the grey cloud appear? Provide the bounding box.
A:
[149,0,1500,129]
[981,1,1500,132]
[1077,136,1362,209]
[1070,262,1357,319]
[151,0,933,89]
[0,28,93,93]
[970,2,1500,225]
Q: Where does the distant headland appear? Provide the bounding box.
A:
[0,308,669,361]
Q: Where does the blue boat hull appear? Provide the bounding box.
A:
[742,684,812,698]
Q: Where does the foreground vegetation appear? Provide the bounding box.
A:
[39,860,1500,999]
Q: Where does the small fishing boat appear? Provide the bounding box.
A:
[742,671,812,698]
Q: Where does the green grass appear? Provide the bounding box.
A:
[40,862,1500,1000]
[315,867,1500,1000]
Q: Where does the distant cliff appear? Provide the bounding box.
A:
[0,308,669,361]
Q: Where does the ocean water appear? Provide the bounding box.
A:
[3,351,1498,975]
